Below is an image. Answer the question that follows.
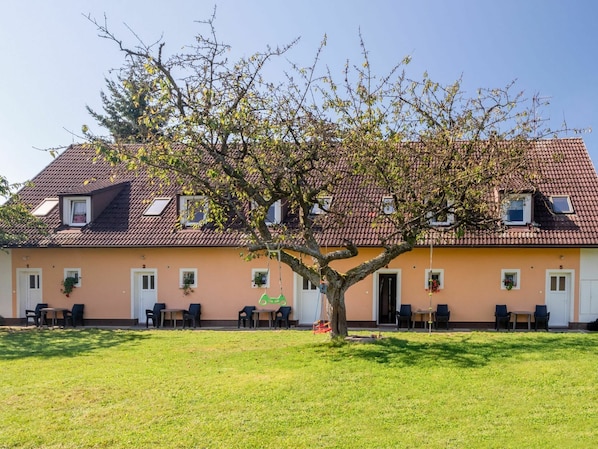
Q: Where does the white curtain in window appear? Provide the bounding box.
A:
[71,201,87,223]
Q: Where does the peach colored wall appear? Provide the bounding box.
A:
[11,246,580,323]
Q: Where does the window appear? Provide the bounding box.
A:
[64,268,81,288]
[179,269,197,288]
[144,197,172,216]
[428,199,455,226]
[63,197,91,226]
[381,196,395,215]
[266,200,283,225]
[424,269,444,291]
[252,269,270,288]
[550,195,574,214]
[310,196,333,215]
[502,193,532,225]
[32,198,59,216]
[180,196,208,227]
[501,269,520,290]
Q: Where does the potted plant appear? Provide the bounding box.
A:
[253,272,267,288]
[182,273,194,295]
[503,278,514,290]
[427,278,440,293]
[61,276,78,297]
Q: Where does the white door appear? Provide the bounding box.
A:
[17,270,43,318]
[546,272,571,327]
[132,270,157,324]
[298,277,321,325]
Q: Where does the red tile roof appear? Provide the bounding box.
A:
[13,138,598,249]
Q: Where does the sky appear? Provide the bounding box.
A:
[1,0,597,187]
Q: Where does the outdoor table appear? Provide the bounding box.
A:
[412,309,435,330]
[160,308,185,328]
[252,308,276,328]
[511,311,532,330]
[40,307,69,327]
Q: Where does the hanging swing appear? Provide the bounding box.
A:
[313,272,331,334]
[258,245,287,306]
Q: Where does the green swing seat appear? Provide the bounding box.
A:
[258,293,287,305]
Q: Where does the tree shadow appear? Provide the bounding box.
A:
[0,328,149,360]
[317,333,598,368]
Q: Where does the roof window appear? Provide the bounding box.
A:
[31,198,59,216]
[502,193,532,225]
[143,197,171,216]
[550,195,574,214]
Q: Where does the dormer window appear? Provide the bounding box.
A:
[550,195,574,214]
[310,196,333,215]
[381,196,395,215]
[502,193,532,225]
[179,195,208,227]
[63,197,91,227]
[266,200,283,225]
[428,199,455,227]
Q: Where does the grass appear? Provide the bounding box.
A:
[0,328,597,448]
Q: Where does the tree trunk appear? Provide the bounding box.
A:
[326,286,348,338]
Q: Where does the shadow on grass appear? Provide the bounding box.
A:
[0,328,149,360]
[316,333,598,368]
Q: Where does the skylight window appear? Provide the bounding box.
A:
[31,198,59,216]
[143,197,171,216]
[310,196,333,215]
[550,195,574,214]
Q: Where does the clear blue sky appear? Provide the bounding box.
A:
[1,0,597,186]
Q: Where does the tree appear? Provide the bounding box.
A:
[86,14,554,337]
[0,176,46,249]
[86,68,166,142]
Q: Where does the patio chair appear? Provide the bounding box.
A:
[238,306,256,328]
[495,304,511,331]
[534,305,550,331]
[182,303,202,328]
[63,304,85,327]
[396,304,412,330]
[274,306,292,329]
[145,302,166,328]
[25,303,48,326]
[435,304,451,330]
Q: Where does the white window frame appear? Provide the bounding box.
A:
[144,197,172,216]
[310,195,333,215]
[428,199,455,227]
[382,196,395,215]
[550,195,574,214]
[63,197,91,226]
[179,195,208,227]
[501,269,520,290]
[179,268,198,288]
[266,200,282,225]
[64,268,82,288]
[32,198,59,216]
[252,268,270,288]
[502,193,532,225]
[424,269,444,291]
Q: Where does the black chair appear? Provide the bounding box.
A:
[435,304,451,330]
[25,303,48,326]
[182,303,202,328]
[396,304,412,330]
[274,306,292,329]
[145,302,166,328]
[534,305,550,331]
[495,304,511,331]
[63,304,85,327]
[238,306,256,328]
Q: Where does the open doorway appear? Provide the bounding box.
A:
[378,272,399,324]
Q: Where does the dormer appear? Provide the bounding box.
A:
[58,181,128,227]
[501,192,533,226]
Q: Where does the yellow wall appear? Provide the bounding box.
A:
[10,246,580,323]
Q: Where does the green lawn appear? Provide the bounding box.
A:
[0,328,596,448]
